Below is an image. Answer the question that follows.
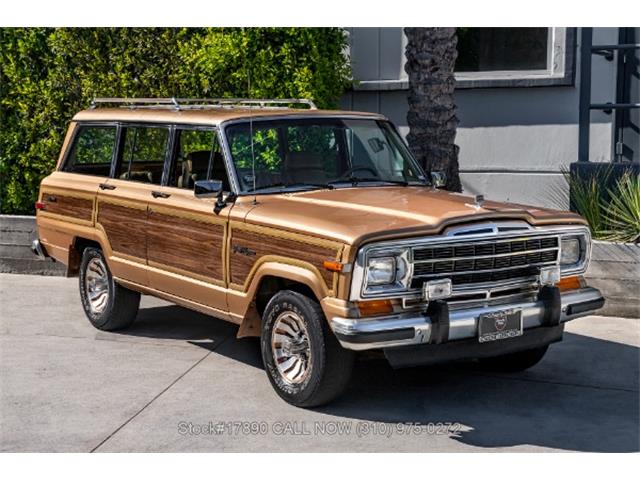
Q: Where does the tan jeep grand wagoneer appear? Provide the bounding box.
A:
[34,98,604,406]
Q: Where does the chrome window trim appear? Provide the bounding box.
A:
[349,223,591,301]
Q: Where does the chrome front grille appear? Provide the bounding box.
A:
[410,236,559,289]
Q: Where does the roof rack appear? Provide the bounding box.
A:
[89,97,317,110]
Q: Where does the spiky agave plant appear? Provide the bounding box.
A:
[601,172,640,243]
[561,166,611,239]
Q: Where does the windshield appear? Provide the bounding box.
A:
[224,118,428,193]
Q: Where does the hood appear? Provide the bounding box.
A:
[241,186,586,246]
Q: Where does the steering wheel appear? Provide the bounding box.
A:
[338,166,378,180]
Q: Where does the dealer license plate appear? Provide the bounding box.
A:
[478,309,523,343]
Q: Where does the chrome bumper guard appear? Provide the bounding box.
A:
[31,239,47,260]
[331,287,605,351]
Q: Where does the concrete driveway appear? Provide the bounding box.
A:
[0,273,638,452]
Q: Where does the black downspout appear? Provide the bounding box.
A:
[578,28,593,163]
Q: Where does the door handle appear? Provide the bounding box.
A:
[151,191,171,199]
[99,183,116,190]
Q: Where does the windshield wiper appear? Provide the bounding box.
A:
[246,182,334,193]
[328,177,409,187]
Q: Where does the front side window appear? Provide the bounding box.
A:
[63,125,116,176]
[167,128,229,190]
[117,126,169,185]
[225,118,427,193]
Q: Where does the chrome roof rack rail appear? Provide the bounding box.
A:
[89,97,317,110]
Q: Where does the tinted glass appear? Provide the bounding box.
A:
[225,118,427,193]
[167,129,228,190]
[64,125,116,176]
[117,126,169,185]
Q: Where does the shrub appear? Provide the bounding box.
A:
[0,28,351,214]
[561,165,612,237]
[601,172,640,243]
[562,166,640,243]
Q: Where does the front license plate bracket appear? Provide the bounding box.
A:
[478,309,523,343]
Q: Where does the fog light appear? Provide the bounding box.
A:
[539,266,561,286]
[423,279,452,301]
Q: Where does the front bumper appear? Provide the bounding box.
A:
[331,287,604,352]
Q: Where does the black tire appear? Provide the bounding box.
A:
[79,247,140,331]
[260,290,354,407]
[478,345,549,372]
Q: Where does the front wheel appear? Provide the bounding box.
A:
[79,247,140,331]
[260,290,354,407]
[478,345,549,372]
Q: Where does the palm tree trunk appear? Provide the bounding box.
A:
[404,27,461,192]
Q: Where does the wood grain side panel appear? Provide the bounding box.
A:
[230,229,338,288]
[97,202,147,259]
[147,210,225,281]
[42,193,93,222]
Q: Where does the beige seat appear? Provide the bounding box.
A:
[178,151,210,189]
[119,170,153,183]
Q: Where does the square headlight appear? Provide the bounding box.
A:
[560,236,581,265]
[366,257,396,286]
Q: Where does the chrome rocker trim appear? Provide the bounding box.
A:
[331,287,604,351]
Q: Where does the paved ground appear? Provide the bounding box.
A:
[0,273,638,452]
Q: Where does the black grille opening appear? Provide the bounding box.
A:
[412,250,558,277]
[412,236,558,262]
[410,266,540,289]
[410,235,559,289]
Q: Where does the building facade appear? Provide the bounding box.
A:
[341,27,639,209]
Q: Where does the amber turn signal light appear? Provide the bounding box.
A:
[556,275,583,292]
[356,299,394,316]
[323,260,344,272]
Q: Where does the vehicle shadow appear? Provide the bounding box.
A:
[125,304,639,452]
[323,333,640,452]
[122,304,264,368]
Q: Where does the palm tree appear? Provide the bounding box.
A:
[404,27,461,192]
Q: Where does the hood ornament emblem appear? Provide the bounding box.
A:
[466,194,485,210]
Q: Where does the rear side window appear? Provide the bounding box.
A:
[63,125,116,176]
[117,126,169,185]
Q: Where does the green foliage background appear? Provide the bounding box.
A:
[0,27,351,214]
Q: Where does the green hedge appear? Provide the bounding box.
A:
[0,28,351,214]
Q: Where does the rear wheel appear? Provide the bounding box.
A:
[79,247,140,331]
[260,290,354,407]
[479,345,549,372]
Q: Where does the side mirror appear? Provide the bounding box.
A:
[194,179,223,198]
[431,171,447,189]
